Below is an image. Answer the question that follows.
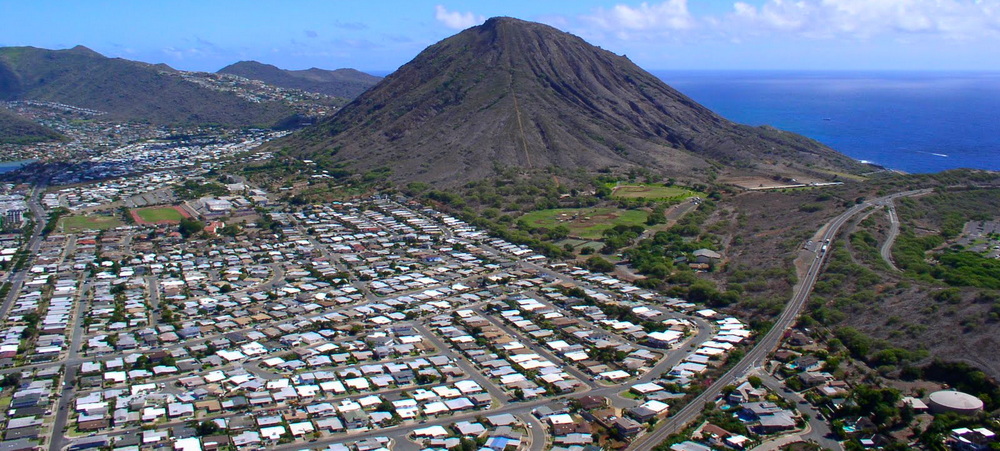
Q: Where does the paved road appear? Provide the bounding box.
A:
[626,189,931,451]
[0,184,47,319]
[879,199,901,271]
[49,255,96,451]
[414,323,513,406]
[523,413,547,451]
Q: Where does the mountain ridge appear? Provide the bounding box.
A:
[0,46,294,127]
[277,17,864,186]
[218,61,381,99]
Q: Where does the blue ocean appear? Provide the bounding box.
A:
[654,71,1000,173]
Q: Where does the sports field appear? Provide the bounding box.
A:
[132,206,189,224]
[520,208,648,240]
[611,184,703,200]
[60,215,122,232]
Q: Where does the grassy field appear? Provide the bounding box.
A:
[135,207,185,223]
[521,208,648,240]
[60,214,122,232]
[611,184,703,200]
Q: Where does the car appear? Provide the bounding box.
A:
[817,414,825,420]
[799,400,808,405]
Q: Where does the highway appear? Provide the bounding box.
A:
[626,189,931,451]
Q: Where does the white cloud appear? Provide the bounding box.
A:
[574,0,1000,42]
[584,0,695,35]
[722,0,1000,40]
[434,5,484,30]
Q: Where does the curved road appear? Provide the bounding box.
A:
[879,199,901,271]
[626,189,930,451]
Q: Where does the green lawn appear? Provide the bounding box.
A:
[611,184,703,200]
[60,214,122,232]
[136,207,184,222]
[521,208,648,240]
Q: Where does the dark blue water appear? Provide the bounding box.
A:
[0,159,36,174]
[654,71,1000,173]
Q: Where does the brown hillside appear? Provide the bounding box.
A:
[279,17,863,186]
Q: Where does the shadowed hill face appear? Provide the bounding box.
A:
[218,61,381,99]
[279,17,862,186]
[0,108,63,144]
[0,46,293,127]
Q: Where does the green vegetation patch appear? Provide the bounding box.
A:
[611,184,703,200]
[135,207,185,223]
[60,214,122,232]
[174,179,230,200]
[519,208,648,240]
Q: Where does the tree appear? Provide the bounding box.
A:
[195,420,220,436]
[586,255,615,273]
[548,225,571,241]
[646,208,666,226]
[0,372,21,388]
[179,218,204,238]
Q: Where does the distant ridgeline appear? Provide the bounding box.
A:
[0,45,294,127]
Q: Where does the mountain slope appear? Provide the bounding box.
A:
[0,108,63,144]
[0,46,294,127]
[218,61,381,99]
[280,17,863,186]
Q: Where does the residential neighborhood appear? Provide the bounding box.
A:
[0,130,995,451]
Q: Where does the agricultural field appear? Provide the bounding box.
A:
[59,214,122,232]
[132,206,188,224]
[520,208,648,240]
[610,184,703,200]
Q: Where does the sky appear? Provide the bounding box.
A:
[2,0,1000,73]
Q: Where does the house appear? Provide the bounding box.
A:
[787,331,814,346]
[613,417,645,437]
[202,435,230,451]
[742,402,798,434]
[454,421,487,437]
[798,372,827,387]
[231,431,261,448]
[692,249,722,265]
[949,427,997,451]
[577,395,609,410]
[0,438,41,451]
[789,355,821,372]
[3,427,39,441]
[755,412,798,434]
[486,413,518,427]
[671,441,713,451]
[77,419,110,432]
[728,381,766,404]
[627,400,669,422]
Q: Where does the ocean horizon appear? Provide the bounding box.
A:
[653,70,1000,174]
